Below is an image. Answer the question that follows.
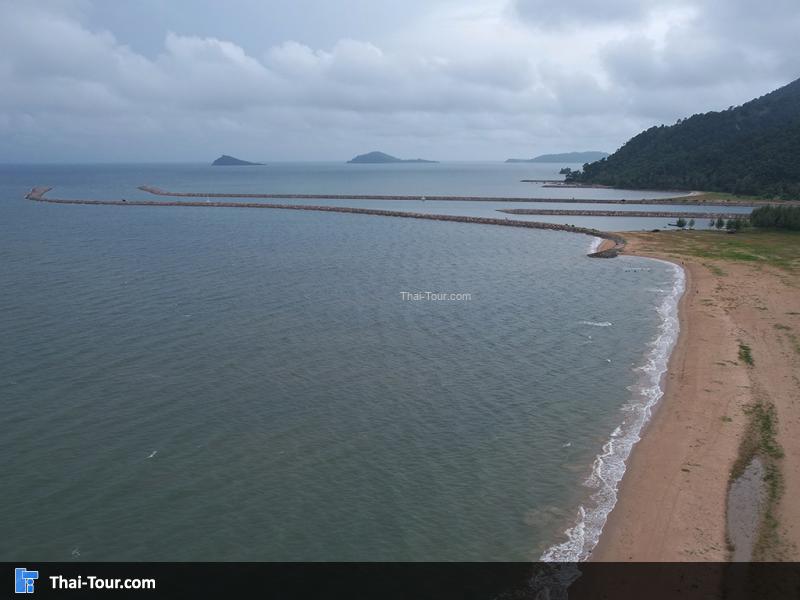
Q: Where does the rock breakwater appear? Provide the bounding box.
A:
[26,187,625,258]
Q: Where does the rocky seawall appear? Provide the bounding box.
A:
[26,187,625,258]
[137,186,739,207]
[499,208,744,219]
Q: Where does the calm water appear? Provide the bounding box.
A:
[7,162,751,231]
[2,163,683,560]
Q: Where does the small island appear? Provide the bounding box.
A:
[506,151,609,164]
[212,155,264,166]
[347,151,438,164]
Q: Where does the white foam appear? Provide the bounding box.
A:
[579,321,613,327]
[588,236,603,254]
[541,258,685,562]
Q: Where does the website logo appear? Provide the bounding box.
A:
[15,568,39,594]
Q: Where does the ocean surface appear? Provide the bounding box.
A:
[2,162,688,560]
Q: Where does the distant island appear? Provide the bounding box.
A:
[506,151,609,164]
[570,77,800,198]
[212,155,264,166]
[348,151,438,164]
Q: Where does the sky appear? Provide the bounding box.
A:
[1,0,798,163]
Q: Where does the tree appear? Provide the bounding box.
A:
[709,219,716,228]
[715,217,725,229]
[750,205,800,230]
[688,218,695,229]
[676,217,687,228]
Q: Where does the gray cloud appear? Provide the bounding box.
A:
[0,0,797,162]
[514,0,664,26]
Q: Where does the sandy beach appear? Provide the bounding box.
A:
[593,231,800,561]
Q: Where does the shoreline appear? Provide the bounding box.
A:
[542,253,685,561]
[590,255,699,561]
[591,232,800,562]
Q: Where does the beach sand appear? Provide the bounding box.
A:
[592,231,800,561]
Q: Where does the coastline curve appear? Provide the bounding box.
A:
[541,257,686,561]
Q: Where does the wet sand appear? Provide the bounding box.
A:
[593,233,800,561]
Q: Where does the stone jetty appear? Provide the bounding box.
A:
[137,186,737,207]
[26,187,626,258]
[499,208,744,219]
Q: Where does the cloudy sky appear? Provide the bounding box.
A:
[1,0,797,162]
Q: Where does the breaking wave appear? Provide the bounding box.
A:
[541,258,685,562]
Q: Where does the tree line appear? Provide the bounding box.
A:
[749,205,800,231]
[667,207,800,231]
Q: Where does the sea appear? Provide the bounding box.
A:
[1,162,734,561]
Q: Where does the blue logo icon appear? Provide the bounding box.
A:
[15,568,38,594]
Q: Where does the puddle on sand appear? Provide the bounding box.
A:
[726,457,766,561]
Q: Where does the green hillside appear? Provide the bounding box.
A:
[573,78,800,198]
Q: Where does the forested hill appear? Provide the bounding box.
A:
[573,78,800,198]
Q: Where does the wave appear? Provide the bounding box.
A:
[588,236,602,254]
[541,258,685,562]
[579,321,612,327]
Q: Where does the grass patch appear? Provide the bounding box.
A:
[742,403,783,460]
[760,461,785,559]
[786,333,800,356]
[731,399,786,560]
[687,191,768,204]
[625,230,800,271]
[731,401,783,481]
[774,323,791,330]
[704,262,727,277]
[738,343,754,366]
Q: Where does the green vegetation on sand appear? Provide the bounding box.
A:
[623,230,800,271]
